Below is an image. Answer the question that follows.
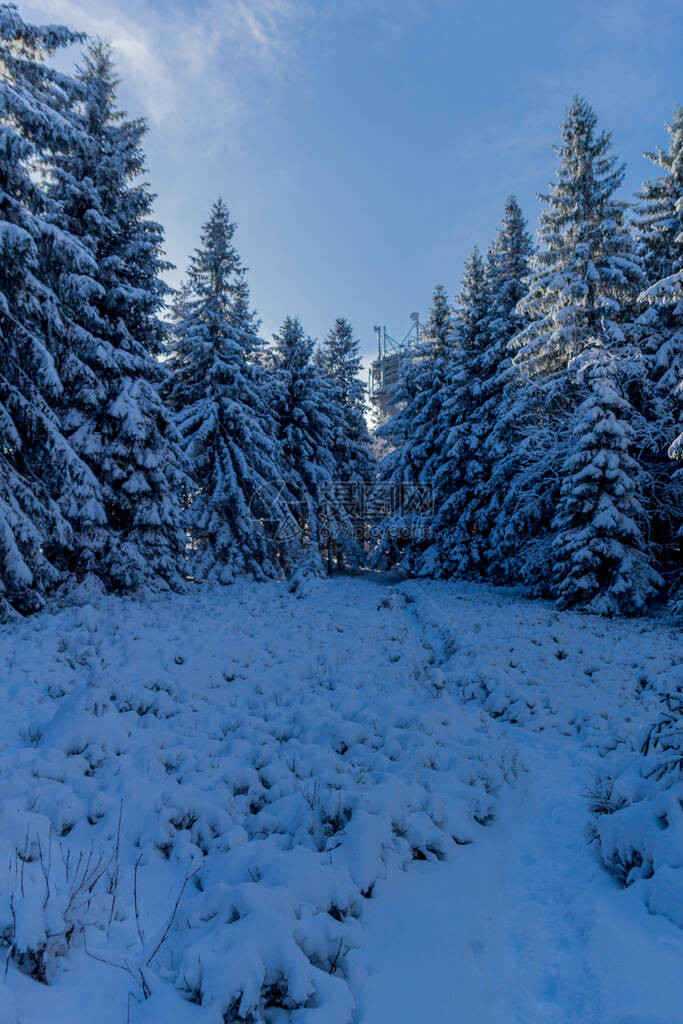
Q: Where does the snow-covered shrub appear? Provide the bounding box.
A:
[0,821,118,983]
[592,685,683,925]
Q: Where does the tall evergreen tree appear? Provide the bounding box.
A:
[493,97,654,600]
[272,316,361,572]
[552,348,661,614]
[513,98,644,370]
[316,317,375,545]
[635,107,683,608]
[419,253,489,577]
[316,318,366,416]
[48,41,187,594]
[374,285,455,570]
[468,198,534,575]
[0,4,101,616]
[166,199,295,582]
[423,200,534,579]
[636,108,683,397]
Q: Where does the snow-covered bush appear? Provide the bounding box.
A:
[591,676,683,925]
[0,823,117,983]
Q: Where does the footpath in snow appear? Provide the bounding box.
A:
[0,574,681,1023]
[360,582,683,1024]
[360,735,683,1024]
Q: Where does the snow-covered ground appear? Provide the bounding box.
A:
[1,574,681,1023]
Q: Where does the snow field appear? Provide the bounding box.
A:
[0,575,681,1022]
[0,576,513,1022]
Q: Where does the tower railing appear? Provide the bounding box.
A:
[368,316,419,419]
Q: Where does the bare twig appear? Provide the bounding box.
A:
[37,833,50,910]
[133,853,145,947]
[328,937,346,975]
[82,932,130,975]
[145,869,198,966]
[108,801,123,929]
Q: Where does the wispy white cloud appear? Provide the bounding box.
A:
[20,0,435,127]
[20,0,310,124]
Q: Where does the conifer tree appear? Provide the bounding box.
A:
[468,198,534,574]
[374,285,455,570]
[0,4,101,616]
[166,199,294,582]
[552,348,661,614]
[635,108,683,608]
[272,316,361,572]
[420,253,488,577]
[514,98,644,373]
[316,317,366,417]
[636,108,683,398]
[494,97,652,595]
[316,317,375,546]
[424,200,534,579]
[48,41,187,594]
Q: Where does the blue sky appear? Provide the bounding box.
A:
[25,0,683,365]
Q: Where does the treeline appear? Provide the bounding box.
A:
[378,97,682,616]
[0,5,372,619]
[1,3,680,621]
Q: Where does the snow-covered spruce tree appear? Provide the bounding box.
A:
[272,316,361,573]
[316,317,366,418]
[422,200,534,579]
[636,108,683,399]
[635,107,683,608]
[494,96,653,597]
[0,5,104,616]
[47,41,187,594]
[166,199,295,582]
[669,437,683,614]
[465,198,534,576]
[374,285,455,571]
[419,252,489,578]
[552,347,661,614]
[316,318,375,554]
